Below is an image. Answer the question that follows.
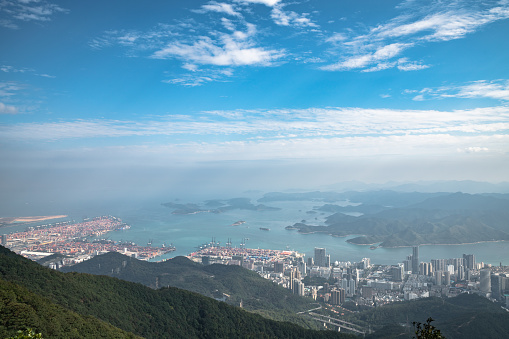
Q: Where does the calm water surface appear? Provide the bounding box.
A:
[105,199,509,266]
[5,196,508,266]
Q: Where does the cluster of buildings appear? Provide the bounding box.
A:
[2,216,175,264]
[189,243,509,309]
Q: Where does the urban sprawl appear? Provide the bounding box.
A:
[2,216,509,312]
[1,216,175,263]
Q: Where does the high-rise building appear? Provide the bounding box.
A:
[419,262,432,276]
[480,269,491,294]
[325,254,331,268]
[458,265,465,281]
[314,247,326,267]
[289,269,296,290]
[341,278,356,296]
[274,262,284,273]
[311,287,317,300]
[361,258,371,269]
[412,246,419,274]
[323,282,330,293]
[1,234,6,246]
[403,259,411,272]
[444,271,451,286]
[298,261,307,277]
[293,280,304,296]
[331,288,345,305]
[307,257,314,267]
[491,274,502,300]
[463,254,475,270]
[392,265,404,281]
[435,271,443,285]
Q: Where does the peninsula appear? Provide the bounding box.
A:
[285,192,509,248]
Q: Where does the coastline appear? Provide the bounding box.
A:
[291,229,509,248]
[0,215,68,226]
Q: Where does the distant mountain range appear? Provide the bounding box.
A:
[318,180,509,194]
[284,192,509,247]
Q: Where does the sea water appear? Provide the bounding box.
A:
[103,198,509,266]
[4,194,508,266]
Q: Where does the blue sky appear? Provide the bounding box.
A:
[1,0,509,204]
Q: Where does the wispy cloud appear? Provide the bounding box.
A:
[406,79,509,101]
[322,0,509,72]
[162,68,234,86]
[0,102,18,114]
[1,64,55,78]
[0,0,68,29]
[322,43,412,71]
[270,5,318,28]
[0,81,24,97]
[236,0,282,7]
[2,105,508,143]
[89,25,177,51]
[89,0,322,85]
[194,1,242,17]
[152,23,285,67]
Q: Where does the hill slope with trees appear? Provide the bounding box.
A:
[0,246,350,339]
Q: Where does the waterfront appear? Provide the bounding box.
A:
[2,196,509,266]
[89,198,509,266]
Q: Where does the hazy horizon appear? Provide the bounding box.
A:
[2,0,509,215]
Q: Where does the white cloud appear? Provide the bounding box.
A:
[163,68,234,86]
[397,58,430,71]
[322,43,411,71]
[0,82,24,97]
[3,106,508,142]
[375,6,509,42]
[460,147,490,153]
[236,0,282,7]
[1,64,56,78]
[152,24,285,67]
[270,5,318,28]
[407,80,509,101]
[0,0,68,28]
[196,2,242,17]
[1,65,30,73]
[0,102,18,114]
[322,0,509,72]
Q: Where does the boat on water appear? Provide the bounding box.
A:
[230,220,246,226]
[259,227,270,231]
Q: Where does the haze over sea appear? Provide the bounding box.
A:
[4,190,508,266]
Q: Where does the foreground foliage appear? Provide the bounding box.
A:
[413,318,445,339]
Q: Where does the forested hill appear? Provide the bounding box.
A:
[361,293,509,339]
[62,252,314,313]
[287,192,509,247]
[0,246,350,339]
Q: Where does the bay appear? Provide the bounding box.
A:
[103,199,509,266]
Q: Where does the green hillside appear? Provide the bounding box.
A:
[355,294,509,339]
[0,246,350,339]
[62,253,314,311]
[0,279,141,339]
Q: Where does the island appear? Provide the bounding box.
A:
[286,192,509,248]
[162,197,281,215]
